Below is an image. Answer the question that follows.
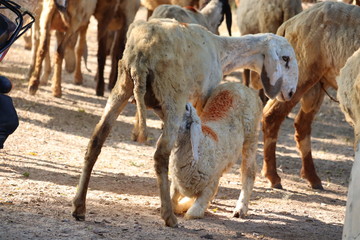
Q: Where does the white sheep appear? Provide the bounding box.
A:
[337,48,360,240]
[236,0,302,101]
[169,82,262,219]
[261,1,360,190]
[72,18,298,227]
[150,0,232,36]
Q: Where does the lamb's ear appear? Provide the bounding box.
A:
[190,121,202,164]
[261,47,283,99]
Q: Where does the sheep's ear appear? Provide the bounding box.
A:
[190,121,202,164]
[55,0,68,12]
[261,48,283,99]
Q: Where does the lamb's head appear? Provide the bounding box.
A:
[179,103,202,163]
[260,34,298,102]
[200,0,232,36]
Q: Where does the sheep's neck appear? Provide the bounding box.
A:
[218,34,268,75]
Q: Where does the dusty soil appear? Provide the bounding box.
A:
[0,7,355,240]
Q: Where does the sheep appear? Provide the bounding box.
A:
[27,0,97,97]
[93,0,140,96]
[236,0,302,103]
[71,18,298,227]
[150,0,232,36]
[337,48,360,240]
[141,0,201,18]
[169,82,262,219]
[261,1,360,190]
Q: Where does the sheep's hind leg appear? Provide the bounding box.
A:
[294,82,325,190]
[233,139,256,218]
[72,61,133,220]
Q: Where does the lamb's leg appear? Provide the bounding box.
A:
[74,25,88,85]
[294,82,325,189]
[28,0,55,95]
[233,139,256,218]
[95,19,110,96]
[185,181,218,219]
[72,62,133,220]
[133,79,148,143]
[40,49,51,85]
[64,33,77,74]
[131,111,141,141]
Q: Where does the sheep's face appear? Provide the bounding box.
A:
[261,36,298,102]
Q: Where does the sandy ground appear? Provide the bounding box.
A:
[0,6,356,240]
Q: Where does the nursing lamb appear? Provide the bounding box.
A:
[170,82,262,219]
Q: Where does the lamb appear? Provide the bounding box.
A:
[236,0,302,103]
[71,18,298,227]
[27,0,97,97]
[337,48,360,240]
[150,0,232,36]
[94,0,140,96]
[261,2,360,190]
[170,82,262,219]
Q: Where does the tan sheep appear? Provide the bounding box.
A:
[71,18,298,227]
[141,0,200,17]
[262,1,360,190]
[337,48,360,240]
[170,82,262,219]
[27,0,97,97]
[93,0,140,96]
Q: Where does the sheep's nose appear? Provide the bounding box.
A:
[288,88,295,99]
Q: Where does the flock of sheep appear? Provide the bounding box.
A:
[18,0,360,239]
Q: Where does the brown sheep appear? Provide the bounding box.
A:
[261,2,360,190]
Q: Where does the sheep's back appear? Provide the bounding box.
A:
[337,48,360,142]
[277,2,360,87]
[124,19,222,105]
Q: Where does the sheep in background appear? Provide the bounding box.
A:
[141,0,200,18]
[261,2,360,190]
[170,82,262,219]
[150,0,232,36]
[27,0,97,97]
[236,0,302,103]
[337,48,360,240]
[93,0,140,96]
[71,18,298,227]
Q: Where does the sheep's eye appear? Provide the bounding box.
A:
[282,56,290,68]
[186,122,191,129]
[282,56,289,62]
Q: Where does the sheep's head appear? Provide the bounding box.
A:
[179,103,202,164]
[261,34,298,102]
[200,0,232,36]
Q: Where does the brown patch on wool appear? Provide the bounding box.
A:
[201,125,218,142]
[201,90,233,122]
[184,6,198,12]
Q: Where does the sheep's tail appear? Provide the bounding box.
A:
[187,103,202,165]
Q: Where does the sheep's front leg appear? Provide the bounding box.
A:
[28,0,55,95]
[294,82,325,190]
[233,139,256,218]
[185,181,218,219]
[72,62,133,220]
[74,25,88,85]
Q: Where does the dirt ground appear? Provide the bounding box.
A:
[0,6,356,240]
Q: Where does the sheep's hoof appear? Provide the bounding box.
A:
[184,213,203,220]
[310,183,324,190]
[28,83,38,96]
[72,212,85,221]
[233,210,246,219]
[74,74,83,85]
[271,183,283,189]
[52,89,62,98]
[164,214,178,228]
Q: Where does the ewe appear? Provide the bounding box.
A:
[72,18,298,227]
[261,2,360,189]
[170,82,262,220]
